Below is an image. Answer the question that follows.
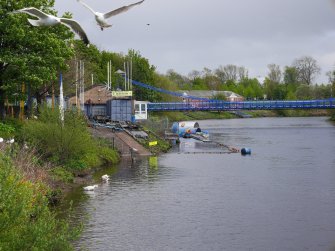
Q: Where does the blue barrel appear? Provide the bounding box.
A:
[241,148,251,155]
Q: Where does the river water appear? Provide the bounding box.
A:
[67,117,335,251]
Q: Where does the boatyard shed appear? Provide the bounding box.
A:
[67,85,112,118]
[67,85,134,121]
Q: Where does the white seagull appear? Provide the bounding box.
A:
[12,7,90,45]
[101,174,110,181]
[83,184,98,191]
[77,0,145,31]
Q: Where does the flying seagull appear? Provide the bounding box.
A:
[12,7,90,45]
[77,0,145,31]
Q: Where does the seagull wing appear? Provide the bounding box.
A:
[60,18,90,45]
[12,7,50,19]
[77,0,96,15]
[103,0,144,19]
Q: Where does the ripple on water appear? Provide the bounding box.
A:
[72,117,335,251]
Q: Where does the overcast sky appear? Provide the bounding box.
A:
[54,0,335,84]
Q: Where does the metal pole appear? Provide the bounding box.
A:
[82,61,85,112]
[130,58,132,90]
[51,82,55,111]
[107,61,109,90]
[128,61,131,91]
[111,61,112,90]
[124,62,126,91]
[75,60,78,108]
[19,83,25,121]
[59,73,64,125]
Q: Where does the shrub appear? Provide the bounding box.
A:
[0,122,15,139]
[51,167,74,183]
[0,153,80,250]
[21,106,118,170]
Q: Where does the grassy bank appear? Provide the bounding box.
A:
[149,111,236,123]
[0,148,81,250]
[0,108,122,249]
[149,109,333,123]
[136,126,172,155]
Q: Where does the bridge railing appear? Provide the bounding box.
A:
[147,99,335,111]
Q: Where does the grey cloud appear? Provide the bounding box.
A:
[54,0,335,83]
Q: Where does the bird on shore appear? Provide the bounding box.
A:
[77,0,145,31]
[11,7,90,45]
[101,174,110,181]
[7,138,15,144]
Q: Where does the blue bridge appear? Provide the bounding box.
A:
[147,99,335,112]
[131,80,335,112]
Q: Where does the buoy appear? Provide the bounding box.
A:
[241,148,251,155]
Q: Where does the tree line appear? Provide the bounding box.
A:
[165,56,334,101]
[1,0,335,121]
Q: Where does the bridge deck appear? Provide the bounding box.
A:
[148,99,335,112]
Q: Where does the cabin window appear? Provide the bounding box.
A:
[135,104,140,113]
[141,104,146,113]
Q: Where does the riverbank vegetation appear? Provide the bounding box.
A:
[147,109,332,124]
[0,107,120,187]
[0,107,120,249]
[0,149,81,250]
[21,106,119,171]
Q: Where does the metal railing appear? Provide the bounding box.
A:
[147,99,335,111]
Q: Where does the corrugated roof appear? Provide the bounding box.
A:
[68,85,112,105]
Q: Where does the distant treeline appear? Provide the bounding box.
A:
[1,0,334,121]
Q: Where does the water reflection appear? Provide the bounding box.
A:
[67,117,335,251]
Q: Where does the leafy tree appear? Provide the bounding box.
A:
[188,70,201,81]
[152,74,179,102]
[284,66,298,85]
[286,90,297,100]
[126,49,157,101]
[237,66,248,81]
[312,84,331,99]
[267,64,282,83]
[0,0,78,118]
[166,69,190,89]
[190,77,207,90]
[326,70,335,98]
[62,41,107,98]
[212,93,226,100]
[200,68,220,90]
[264,78,278,99]
[215,65,226,83]
[295,84,312,100]
[215,64,238,82]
